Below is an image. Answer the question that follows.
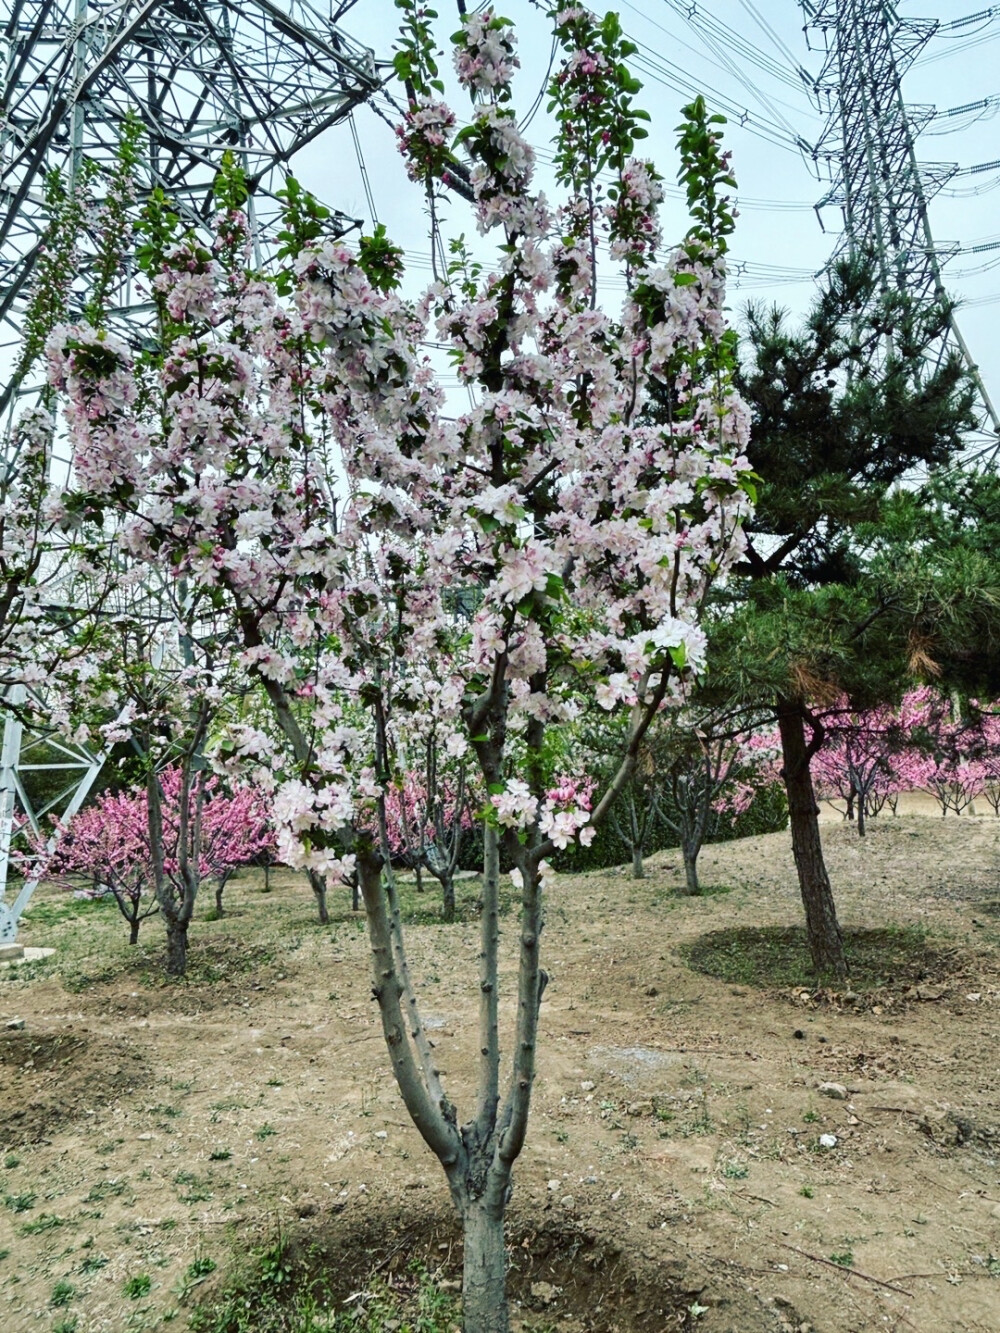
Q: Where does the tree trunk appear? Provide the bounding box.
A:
[129,919,140,946]
[631,844,644,879]
[351,874,360,912]
[215,879,225,916]
[846,791,855,822]
[414,863,424,893]
[856,793,866,837]
[441,872,455,923]
[682,845,700,895]
[461,1199,509,1333]
[776,700,847,980]
[307,869,329,925]
[165,920,188,976]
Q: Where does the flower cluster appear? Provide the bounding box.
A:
[453,9,520,95]
[540,776,596,849]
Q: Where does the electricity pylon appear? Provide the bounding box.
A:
[802,0,1000,450]
[0,1,378,944]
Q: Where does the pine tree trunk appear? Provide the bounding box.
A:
[165,920,188,976]
[129,919,140,946]
[631,845,644,879]
[307,869,329,925]
[461,1200,509,1333]
[776,700,847,980]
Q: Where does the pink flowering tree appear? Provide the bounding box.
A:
[49,6,753,1325]
[43,767,273,943]
[44,790,157,944]
[809,699,913,835]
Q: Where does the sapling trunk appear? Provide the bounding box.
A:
[307,869,329,924]
[129,918,140,946]
[441,872,455,922]
[682,845,700,895]
[776,700,847,980]
[631,844,645,879]
[460,1198,509,1333]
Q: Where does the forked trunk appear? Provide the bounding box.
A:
[307,869,329,925]
[631,845,644,879]
[777,700,847,980]
[165,920,188,976]
[461,1199,509,1333]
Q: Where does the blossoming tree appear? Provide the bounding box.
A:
[49,4,753,1325]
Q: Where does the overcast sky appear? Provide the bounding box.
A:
[289,0,1000,404]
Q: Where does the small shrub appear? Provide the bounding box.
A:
[51,1280,75,1307]
[124,1274,152,1299]
[3,1190,35,1213]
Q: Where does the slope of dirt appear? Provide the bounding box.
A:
[0,814,998,1332]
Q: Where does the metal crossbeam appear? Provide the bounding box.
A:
[1,0,377,414]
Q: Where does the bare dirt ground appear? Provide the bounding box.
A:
[1,813,999,1333]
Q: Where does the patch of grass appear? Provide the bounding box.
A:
[799,1185,814,1199]
[190,1246,459,1333]
[256,1123,278,1141]
[829,1251,854,1268]
[85,1178,127,1202]
[209,1149,232,1162]
[3,1189,35,1212]
[802,1109,819,1124]
[721,1161,749,1180]
[123,1273,152,1299]
[3,1154,20,1169]
[80,1253,109,1275]
[20,1213,66,1234]
[0,1248,9,1262]
[51,1279,75,1307]
[53,1319,78,1333]
[150,1103,182,1119]
[679,925,938,990]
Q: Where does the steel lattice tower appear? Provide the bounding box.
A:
[802,0,1000,446]
[1,0,378,415]
[0,1,378,946]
